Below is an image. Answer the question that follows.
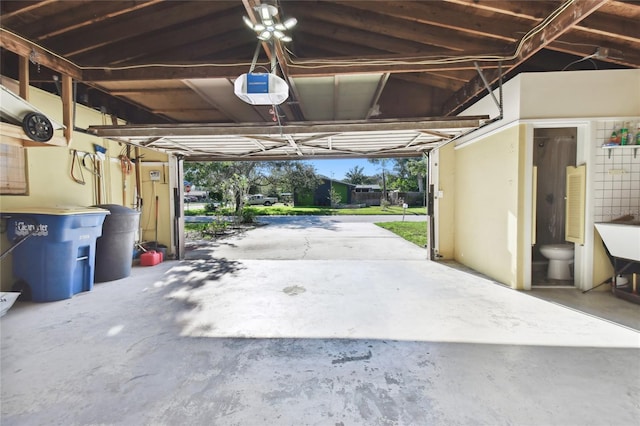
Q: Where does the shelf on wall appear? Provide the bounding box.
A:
[602,144,638,159]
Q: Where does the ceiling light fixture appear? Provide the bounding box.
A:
[243,3,296,42]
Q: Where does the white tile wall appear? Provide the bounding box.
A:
[593,120,640,222]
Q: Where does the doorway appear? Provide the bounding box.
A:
[532,127,577,286]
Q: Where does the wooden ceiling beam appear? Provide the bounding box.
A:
[45,2,190,57]
[48,2,239,58]
[78,9,246,66]
[446,0,639,44]
[148,108,219,115]
[600,0,640,18]
[0,0,57,20]
[442,0,610,116]
[333,0,524,42]
[82,61,262,82]
[287,55,502,77]
[578,12,640,43]
[79,51,503,81]
[106,87,193,96]
[0,28,82,80]
[442,0,560,20]
[392,73,463,92]
[549,34,640,68]
[34,1,164,41]
[179,31,255,62]
[294,33,389,57]
[195,41,267,63]
[298,20,454,56]
[289,3,505,53]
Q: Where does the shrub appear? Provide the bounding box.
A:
[208,219,228,235]
[240,208,256,223]
[204,202,220,212]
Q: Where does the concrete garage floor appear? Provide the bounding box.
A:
[1,216,639,425]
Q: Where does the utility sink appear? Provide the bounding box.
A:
[595,221,640,261]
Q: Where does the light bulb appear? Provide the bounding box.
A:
[259,4,271,20]
[253,23,265,31]
[273,30,285,39]
[280,35,292,42]
[283,18,297,29]
[258,30,272,41]
[257,4,278,20]
[243,16,254,29]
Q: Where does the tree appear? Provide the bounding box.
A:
[344,165,367,185]
[183,161,268,212]
[266,161,321,203]
[368,158,390,201]
[407,158,427,192]
[328,186,342,207]
[386,158,426,192]
[184,160,321,209]
[183,162,220,190]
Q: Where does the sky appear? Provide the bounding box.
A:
[306,158,381,181]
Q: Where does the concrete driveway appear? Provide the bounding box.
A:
[1,216,639,425]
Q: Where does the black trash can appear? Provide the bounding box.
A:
[93,204,140,282]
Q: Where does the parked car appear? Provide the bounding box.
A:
[245,194,277,206]
[187,190,208,200]
[279,193,293,205]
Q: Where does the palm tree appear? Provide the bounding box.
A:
[407,158,427,192]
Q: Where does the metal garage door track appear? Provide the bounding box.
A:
[1,216,638,425]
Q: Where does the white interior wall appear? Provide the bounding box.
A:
[446,69,640,290]
[457,70,639,147]
[519,69,640,119]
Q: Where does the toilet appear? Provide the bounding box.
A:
[539,244,574,280]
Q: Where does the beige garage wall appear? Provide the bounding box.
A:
[453,125,526,288]
[0,82,171,290]
[434,143,456,259]
[519,69,640,120]
[138,160,174,249]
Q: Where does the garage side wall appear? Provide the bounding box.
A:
[0,81,172,290]
[433,143,456,259]
[453,125,525,288]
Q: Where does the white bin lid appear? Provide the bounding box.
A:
[0,206,110,216]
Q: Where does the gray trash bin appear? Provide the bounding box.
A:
[93,204,140,282]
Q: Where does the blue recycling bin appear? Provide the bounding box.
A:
[2,207,109,302]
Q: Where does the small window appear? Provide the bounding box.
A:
[0,143,28,195]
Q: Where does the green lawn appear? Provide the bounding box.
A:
[185,204,427,216]
[334,205,425,215]
[375,221,428,248]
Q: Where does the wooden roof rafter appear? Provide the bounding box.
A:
[442,0,610,116]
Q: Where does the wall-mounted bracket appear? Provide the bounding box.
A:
[474,61,503,120]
